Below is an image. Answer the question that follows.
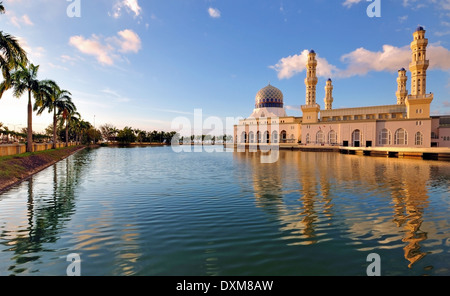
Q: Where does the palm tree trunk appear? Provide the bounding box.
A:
[65,120,69,147]
[27,90,33,152]
[53,109,57,149]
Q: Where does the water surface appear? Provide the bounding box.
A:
[0,147,449,276]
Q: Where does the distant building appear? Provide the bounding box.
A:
[234,27,450,149]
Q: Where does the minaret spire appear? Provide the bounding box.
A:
[324,78,334,110]
[301,50,320,124]
[305,50,318,106]
[396,68,408,105]
[409,26,429,96]
[405,26,433,119]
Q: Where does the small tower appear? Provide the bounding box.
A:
[396,68,408,105]
[324,78,334,110]
[301,50,320,124]
[305,50,318,106]
[406,26,433,119]
[409,26,428,96]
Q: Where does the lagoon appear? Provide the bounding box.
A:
[0,146,449,276]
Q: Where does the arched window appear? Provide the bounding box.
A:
[415,132,423,146]
[272,131,278,144]
[263,131,270,144]
[316,130,324,144]
[241,132,247,143]
[328,130,337,145]
[306,133,310,144]
[248,132,254,144]
[352,129,361,147]
[257,131,261,143]
[394,128,408,145]
[280,130,287,143]
[379,128,391,145]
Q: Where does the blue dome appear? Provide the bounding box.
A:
[309,49,315,54]
[327,78,332,82]
[255,85,284,109]
[399,68,406,71]
[416,26,424,32]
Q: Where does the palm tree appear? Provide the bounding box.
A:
[0,1,28,82]
[100,123,118,143]
[77,119,92,144]
[35,80,72,149]
[57,99,78,147]
[0,63,43,152]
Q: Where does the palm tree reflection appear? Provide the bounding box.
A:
[2,149,89,275]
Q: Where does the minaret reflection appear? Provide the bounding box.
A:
[234,150,336,245]
[389,162,430,268]
[296,152,319,244]
[242,151,284,205]
[234,149,439,270]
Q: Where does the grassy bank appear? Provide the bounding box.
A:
[0,145,86,193]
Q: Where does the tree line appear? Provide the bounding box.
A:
[99,123,232,145]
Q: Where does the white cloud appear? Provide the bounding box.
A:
[111,0,142,18]
[403,0,450,10]
[69,35,115,66]
[60,55,78,63]
[270,50,338,79]
[285,105,301,111]
[398,15,408,23]
[435,30,450,37]
[15,37,45,63]
[115,29,142,53]
[6,11,34,28]
[101,88,131,103]
[22,15,33,25]
[48,62,69,71]
[208,7,221,18]
[339,44,450,77]
[342,0,363,8]
[338,45,411,77]
[428,44,450,70]
[440,0,450,10]
[69,30,141,66]
[271,44,450,80]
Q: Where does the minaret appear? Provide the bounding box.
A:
[409,27,428,96]
[301,50,320,124]
[324,78,333,110]
[396,68,408,105]
[305,50,318,106]
[405,26,433,119]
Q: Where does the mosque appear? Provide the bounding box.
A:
[234,27,450,149]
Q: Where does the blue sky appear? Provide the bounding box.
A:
[0,0,450,134]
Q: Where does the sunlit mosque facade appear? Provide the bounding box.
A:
[234,27,450,149]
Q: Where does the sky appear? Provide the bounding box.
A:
[0,0,450,134]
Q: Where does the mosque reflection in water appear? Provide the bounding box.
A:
[233,150,450,269]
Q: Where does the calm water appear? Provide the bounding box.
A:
[0,146,449,276]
